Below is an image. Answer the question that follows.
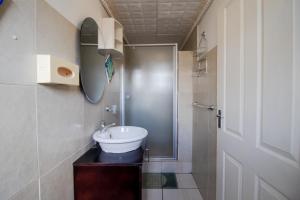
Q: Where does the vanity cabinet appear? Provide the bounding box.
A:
[73,147,143,200]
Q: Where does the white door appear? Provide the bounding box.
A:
[217,0,300,200]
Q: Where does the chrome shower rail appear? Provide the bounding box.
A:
[192,102,216,111]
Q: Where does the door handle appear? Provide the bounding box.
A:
[216,110,223,128]
[208,105,216,111]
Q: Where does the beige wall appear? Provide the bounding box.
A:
[178,51,193,163]
[196,0,220,51]
[192,47,217,200]
[44,0,108,28]
[0,0,120,200]
[190,2,220,199]
[182,0,221,52]
[182,28,197,51]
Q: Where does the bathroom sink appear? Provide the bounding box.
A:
[93,126,148,153]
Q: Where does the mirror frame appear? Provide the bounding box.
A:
[80,17,107,104]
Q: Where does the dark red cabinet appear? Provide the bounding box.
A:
[73,147,143,200]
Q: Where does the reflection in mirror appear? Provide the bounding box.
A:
[80,17,107,104]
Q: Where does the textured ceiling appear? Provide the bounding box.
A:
[104,0,209,46]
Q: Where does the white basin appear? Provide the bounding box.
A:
[93,126,148,153]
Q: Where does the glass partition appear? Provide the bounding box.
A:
[124,45,177,158]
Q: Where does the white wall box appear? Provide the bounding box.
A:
[98,18,123,58]
[37,54,79,86]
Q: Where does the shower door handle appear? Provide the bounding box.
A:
[216,110,223,128]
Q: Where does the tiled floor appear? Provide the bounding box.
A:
[143,174,203,200]
[143,173,178,189]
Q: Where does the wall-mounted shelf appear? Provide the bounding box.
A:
[37,54,79,86]
[98,18,123,58]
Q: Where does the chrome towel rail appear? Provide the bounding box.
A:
[192,102,216,111]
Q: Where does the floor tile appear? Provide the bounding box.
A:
[181,162,192,173]
[161,162,179,173]
[162,173,178,189]
[163,189,203,200]
[143,173,162,189]
[143,162,162,173]
[142,189,162,200]
[143,173,178,189]
[176,174,198,189]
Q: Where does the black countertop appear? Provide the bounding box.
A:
[73,147,144,166]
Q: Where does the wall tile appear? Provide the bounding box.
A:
[36,0,79,64]
[0,0,36,84]
[37,85,84,176]
[142,189,162,200]
[178,51,193,93]
[179,77,193,93]
[192,47,217,198]
[103,91,121,125]
[0,84,38,199]
[178,51,193,162]
[9,179,39,200]
[176,174,197,189]
[178,92,193,162]
[181,162,192,174]
[161,161,185,173]
[36,0,86,176]
[40,162,74,200]
[161,161,179,173]
[36,0,121,180]
[40,144,91,200]
[192,79,201,102]
[142,161,162,173]
[163,189,203,200]
[83,98,104,140]
[0,1,118,200]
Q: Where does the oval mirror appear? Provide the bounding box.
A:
[80,17,106,104]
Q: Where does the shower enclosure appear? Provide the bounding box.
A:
[122,44,177,159]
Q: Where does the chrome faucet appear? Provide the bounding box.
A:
[97,120,116,134]
[101,123,116,134]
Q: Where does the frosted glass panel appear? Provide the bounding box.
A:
[124,46,175,158]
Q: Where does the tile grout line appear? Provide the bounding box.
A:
[0,82,36,86]
[143,173,202,199]
[34,0,42,198]
[7,178,38,200]
[39,142,93,179]
[35,85,41,200]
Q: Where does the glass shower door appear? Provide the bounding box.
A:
[124,45,177,158]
